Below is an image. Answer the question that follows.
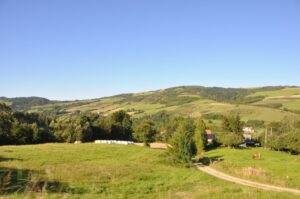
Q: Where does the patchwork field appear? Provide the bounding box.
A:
[0,144,298,198]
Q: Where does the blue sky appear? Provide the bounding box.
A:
[0,0,299,100]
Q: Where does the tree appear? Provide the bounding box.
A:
[110,110,133,140]
[220,114,244,147]
[286,131,300,153]
[164,116,186,141]
[0,103,13,145]
[133,120,157,146]
[168,120,196,164]
[222,114,243,133]
[11,123,34,144]
[217,132,243,147]
[193,119,207,156]
[279,116,297,133]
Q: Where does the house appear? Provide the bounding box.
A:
[243,127,255,140]
[243,127,255,133]
[205,129,215,143]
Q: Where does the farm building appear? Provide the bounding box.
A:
[205,129,215,143]
[243,127,255,140]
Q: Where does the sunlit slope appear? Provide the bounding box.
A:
[24,86,300,121]
[248,87,300,113]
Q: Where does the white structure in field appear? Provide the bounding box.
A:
[243,127,255,133]
[243,127,255,140]
[94,140,134,145]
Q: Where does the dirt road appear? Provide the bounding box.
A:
[195,163,300,195]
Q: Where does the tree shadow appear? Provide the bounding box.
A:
[0,167,77,195]
[0,157,23,162]
[205,144,219,152]
[199,156,224,166]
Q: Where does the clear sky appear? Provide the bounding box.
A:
[0,0,299,100]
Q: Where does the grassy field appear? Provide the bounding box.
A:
[205,147,300,190]
[248,87,300,98]
[0,144,298,198]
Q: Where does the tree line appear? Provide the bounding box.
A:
[1,102,300,163]
[0,103,133,145]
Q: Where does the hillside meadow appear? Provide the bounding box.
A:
[205,147,300,189]
[0,143,298,199]
[5,86,298,122]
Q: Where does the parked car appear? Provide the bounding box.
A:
[239,140,260,148]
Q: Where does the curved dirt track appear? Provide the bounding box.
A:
[195,163,300,195]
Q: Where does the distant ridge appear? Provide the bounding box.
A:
[1,85,299,122]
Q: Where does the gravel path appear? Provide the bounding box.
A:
[195,163,300,195]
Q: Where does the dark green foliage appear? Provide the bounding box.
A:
[133,111,183,142]
[50,111,133,143]
[133,120,157,145]
[222,114,243,133]
[0,104,13,144]
[0,103,55,145]
[216,132,243,147]
[11,123,34,144]
[266,116,300,154]
[193,119,207,156]
[0,104,134,145]
[167,120,196,164]
[110,110,133,140]
[217,114,244,147]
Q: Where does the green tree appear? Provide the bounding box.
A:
[133,120,157,146]
[222,114,243,133]
[0,103,13,145]
[193,119,207,156]
[168,120,196,164]
[110,110,133,140]
[11,123,34,144]
[220,114,244,147]
[217,132,243,147]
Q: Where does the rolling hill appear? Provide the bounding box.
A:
[2,86,300,122]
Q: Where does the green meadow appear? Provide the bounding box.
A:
[206,147,300,189]
[0,144,299,198]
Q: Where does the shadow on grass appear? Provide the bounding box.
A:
[0,157,23,162]
[204,144,220,152]
[0,167,84,195]
[199,156,224,166]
